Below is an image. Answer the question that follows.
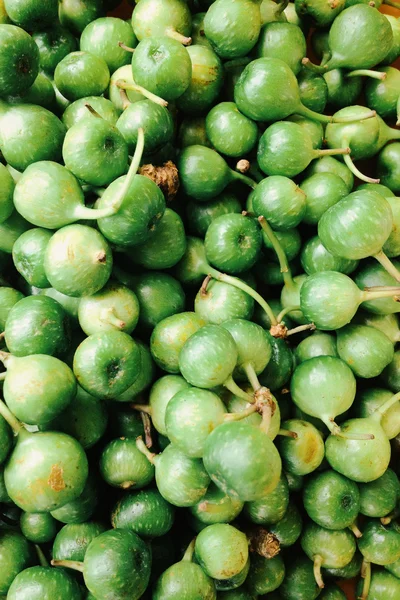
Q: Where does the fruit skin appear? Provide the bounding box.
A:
[203,421,282,502]
[244,474,289,525]
[7,566,82,600]
[4,295,70,357]
[179,324,238,388]
[279,554,321,600]
[205,102,258,158]
[358,521,400,565]
[83,529,152,600]
[377,142,400,194]
[256,22,306,75]
[176,45,224,115]
[325,4,393,70]
[153,560,217,600]
[195,524,249,580]
[336,324,394,378]
[99,437,155,490]
[204,0,261,59]
[358,469,400,518]
[111,488,175,538]
[12,228,52,288]
[44,225,113,297]
[0,25,40,96]
[50,473,97,524]
[0,104,65,171]
[131,0,192,42]
[54,51,110,102]
[132,36,192,102]
[247,554,285,595]
[302,470,360,530]
[62,118,128,187]
[4,0,58,30]
[52,521,106,562]
[116,100,173,155]
[0,530,36,595]
[276,419,325,476]
[80,17,137,72]
[20,511,57,544]
[5,430,89,513]
[356,569,400,600]
[301,522,356,569]
[155,443,210,507]
[4,353,76,426]
[32,25,77,75]
[73,331,141,399]
[151,312,205,374]
[325,418,391,482]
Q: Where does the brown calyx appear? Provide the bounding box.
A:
[139,161,180,202]
[270,323,288,339]
[247,526,281,558]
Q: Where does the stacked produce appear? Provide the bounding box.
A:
[0,0,400,598]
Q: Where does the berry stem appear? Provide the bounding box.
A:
[277,429,298,439]
[259,403,273,435]
[116,80,168,106]
[136,436,157,464]
[301,57,327,74]
[243,362,261,392]
[324,418,375,440]
[313,555,325,589]
[373,250,400,283]
[277,305,301,323]
[349,521,363,539]
[373,391,400,418]
[182,538,196,562]
[360,560,371,600]
[141,411,153,449]
[0,398,22,436]
[118,41,135,53]
[316,147,350,158]
[224,405,258,421]
[74,127,145,221]
[286,323,316,337]
[51,559,84,573]
[35,545,50,567]
[230,169,257,190]
[223,375,255,403]
[343,152,380,184]
[165,27,192,46]
[258,216,294,290]
[208,266,278,326]
[346,69,386,80]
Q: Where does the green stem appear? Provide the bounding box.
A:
[84,104,103,119]
[224,405,258,422]
[313,555,325,589]
[223,375,255,403]
[323,417,375,440]
[118,41,135,53]
[259,403,273,435]
[243,362,261,392]
[51,559,84,573]
[373,391,400,419]
[286,323,316,337]
[361,286,400,303]
[346,69,386,80]
[276,306,300,322]
[0,398,22,435]
[301,57,328,74]
[277,429,298,439]
[100,309,125,329]
[348,521,363,539]
[230,169,257,190]
[165,27,191,46]
[331,109,376,123]
[360,560,371,600]
[373,250,400,283]
[182,538,196,562]
[208,266,278,326]
[258,216,294,289]
[343,152,380,184]
[74,127,145,220]
[136,436,157,464]
[119,89,132,110]
[116,80,168,106]
[315,147,350,158]
[35,545,49,567]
